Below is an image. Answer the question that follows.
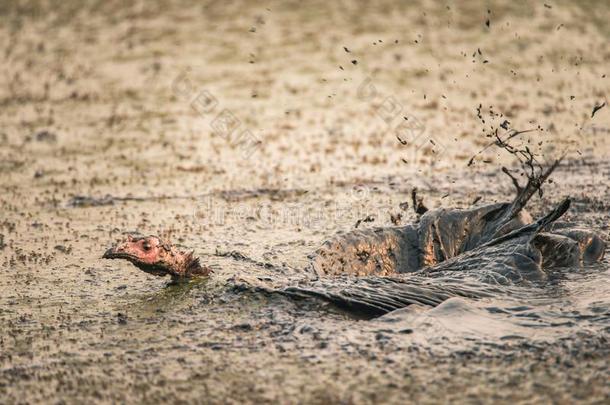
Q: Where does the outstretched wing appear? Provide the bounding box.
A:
[239,199,572,318]
[277,276,498,317]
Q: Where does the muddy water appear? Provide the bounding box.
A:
[1,0,609,403]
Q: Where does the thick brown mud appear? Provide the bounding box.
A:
[1,1,609,403]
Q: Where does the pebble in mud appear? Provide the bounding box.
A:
[116,313,128,324]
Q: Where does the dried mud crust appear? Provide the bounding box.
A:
[0,0,609,404]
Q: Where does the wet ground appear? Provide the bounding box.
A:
[0,0,609,403]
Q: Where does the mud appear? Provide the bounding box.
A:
[0,0,609,403]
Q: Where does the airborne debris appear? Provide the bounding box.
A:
[411,188,429,215]
[34,130,57,143]
[591,102,605,118]
[355,215,375,228]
